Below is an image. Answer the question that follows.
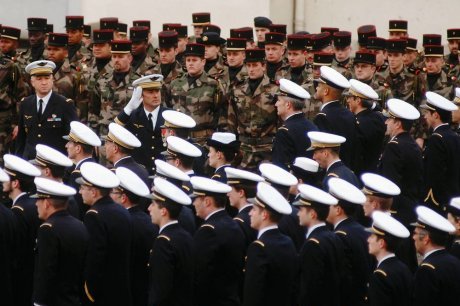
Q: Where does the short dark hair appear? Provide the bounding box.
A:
[48,197,68,209]
[427,229,450,247]
[46,165,66,179]
[123,189,141,204]
[378,235,401,253]
[311,203,329,221]
[177,155,195,169]
[338,201,356,216]
[233,183,257,199]
[210,194,227,208]
[158,201,183,219]
[15,177,36,193]
[265,206,283,223]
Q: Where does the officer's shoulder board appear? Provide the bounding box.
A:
[157,234,171,242]
[335,230,347,236]
[86,209,99,215]
[421,263,436,270]
[40,222,53,228]
[432,133,443,138]
[20,97,25,102]
[308,238,320,244]
[374,269,387,277]
[388,140,399,145]
[200,224,215,230]
[253,240,265,247]
[317,112,326,117]
[71,169,81,174]
[11,205,24,212]
[113,117,125,126]
[66,98,74,104]
[328,172,339,178]
[278,126,289,131]
[211,174,221,179]
[234,217,244,223]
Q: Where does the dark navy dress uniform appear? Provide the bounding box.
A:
[83,196,132,306]
[115,105,168,175]
[33,210,89,306]
[128,205,158,306]
[378,132,423,225]
[148,222,194,306]
[449,239,460,260]
[299,225,345,306]
[272,112,318,170]
[233,205,257,246]
[113,156,150,186]
[16,92,78,160]
[367,255,413,306]
[314,101,357,168]
[0,201,16,305]
[423,124,460,215]
[412,249,460,306]
[211,164,230,182]
[322,160,361,190]
[334,218,372,306]
[243,227,298,306]
[193,209,246,306]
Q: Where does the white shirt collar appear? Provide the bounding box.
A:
[433,123,448,132]
[326,159,341,171]
[239,203,253,213]
[284,111,303,121]
[333,217,348,230]
[377,253,396,268]
[423,248,444,260]
[144,106,160,129]
[306,222,326,238]
[257,225,278,239]
[114,156,131,166]
[215,164,230,173]
[13,192,28,205]
[75,156,92,168]
[185,170,195,176]
[320,100,338,111]
[205,208,225,221]
[36,90,53,112]
[159,220,178,234]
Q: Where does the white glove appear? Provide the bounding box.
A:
[123,86,143,115]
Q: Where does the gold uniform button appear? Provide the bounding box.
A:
[151,146,154,149]
[151,157,155,160]
[38,134,42,138]
[38,124,41,127]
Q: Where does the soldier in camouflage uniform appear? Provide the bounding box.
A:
[145,31,183,106]
[275,34,311,86]
[79,29,114,122]
[115,22,128,41]
[264,32,286,82]
[168,24,188,68]
[305,53,333,120]
[356,24,377,52]
[225,38,248,89]
[352,51,393,107]
[169,43,223,145]
[332,31,353,79]
[445,28,460,70]
[188,12,211,43]
[228,48,279,170]
[198,32,228,91]
[16,18,48,74]
[82,25,92,48]
[130,26,155,75]
[65,16,92,67]
[133,20,159,64]
[404,38,421,75]
[254,16,272,49]
[367,36,389,79]
[388,20,409,40]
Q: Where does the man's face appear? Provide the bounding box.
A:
[193,196,206,219]
[354,63,376,81]
[0,38,18,54]
[297,206,313,227]
[265,44,284,63]
[385,118,398,137]
[204,45,219,60]
[2,181,12,196]
[193,26,203,38]
[275,95,289,119]
[312,65,322,79]
[305,51,314,64]
[65,141,78,160]
[363,195,376,217]
[249,204,264,230]
[227,50,245,67]
[159,47,177,64]
[334,46,352,62]
[246,61,265,79]
[425,57,444,74]
[227,186,242,207]
[312,148,328,169]
[92,43,111,59]
[371,49,386,66]
[314,82,326,101]
[28,31,45,47]
[47,46,68,63]
[79,185,94,205]
[389,32,408,40]
[423,110,436,128]
[387,52,404,71]
[104,140,115,162]
[36,198,48,220]
[185,56,205,76]
[452,108,460,124]
[111,53,132,72]
[287,49,306,68]
[148,201,162,225]
[346,96,360,114]
[110,188,123,204]
[207,146,219,168]
[448,39,460,55]
[367,233,381,256]
[31,75,53,97]
[403,51,418,66]
[412,227,427,255]
[67,29,83,45]
[131,41,148,56]
[142,88,162,109]
[177,37,188,53]
[255,27,270,42]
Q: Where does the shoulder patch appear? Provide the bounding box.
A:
[335,230,347,236]
[11,205,24,212]
[86,209,98,215]
[157,234,171,241]
[40,222,53,228]
[234,217,244,223]
[432,133,443,138]
[308,238,320,244]
[200,224,215,230]
[421,263,436,270]
[374,269,387,277]
[253,240,265,247]
[328,173,339,177]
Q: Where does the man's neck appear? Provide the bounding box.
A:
[144,104,159,113]
[113,154,129,165]
[282,110,297,121]
[389,65,404,75]
[74,154,92,165]
[375,249,393,263]
[188,71,203,78]
[159,217,174,229]
[9,189,23,201]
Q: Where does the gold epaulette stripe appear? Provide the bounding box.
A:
[87,209,98,214]
[234,217,244,223]
[335,230,347,236]
[114,117,125,126]
[389,140,399,144]
[84,281,95,302]
[374,269,387,277]
[253,240,265,247]
[11,205,24,212]
[40,222,53,228]
[200,224,215,230]
[421,263,436,270]
[212,174,221,178]
[317,112,326,116]
[279,126,289,131]
[328,173,339,177]
[308,238,320,244]
[432,133,443,138]
[157,235,170,241]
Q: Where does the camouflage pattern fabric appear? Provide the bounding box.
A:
[146,60,184,107]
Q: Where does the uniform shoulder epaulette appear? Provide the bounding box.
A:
[66,98,74,103]
[71,169,81,174]
[157,234,171,241]
[11,205,24,212]
[278,126,289,131]
[421,263,436,270]
[182,184,190,191]
[20,97,25,102]
[234,217,244,223]
[200,224,215,230]
[374,269,387,277]
[40,222,53,228]
[211,174,221,179]
[317,112,326,117]
[308,238,320,244]
[253,240,265,247]
[114,117,125,126]
[86,209,99,215]
[328,173,339,178]
[432,133,443,138]
[335,230,347,236]
[388,140,399,145]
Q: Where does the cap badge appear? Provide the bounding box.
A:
[37,62,47,66]
[203,36,208,41]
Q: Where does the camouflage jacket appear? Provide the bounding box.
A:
[368,75,393,107]
[447,64,460,88]
[68,42,92,67]
[206,57,230,94]
[375,62,389,79]
[332,58,353,79]
[0,56,29,122]
[275,64,312,86]
[133,54,156,76]
[89,69,141,130]
[146,61,184,106]
[147,44,159,65]
[384,67,423,107]
[16,47,47,73]
[53,58,80,101]
[418,70,454,104]
[169,71,224,131]
[228,74,279,138]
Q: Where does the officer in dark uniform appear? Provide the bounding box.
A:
[378,98,423,226]
[77,162,132,306]
[327,177,372,306]
[243,182,298,306]
[295,183,345,306]
[32,178,89,306]
[206,132,240,182]
[16,60,78,160]
[115,74,168,175]
[112,167,158,306]
[225,167,264,246]
[147,177,194,306]
[313,65,357,169]
[366,211,412,306]
[190,176,245,306]
[3,154,41,306]
[421,92,460,215]
[412,206,460,306]
[290,156,323,188]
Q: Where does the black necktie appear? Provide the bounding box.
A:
[38,99,43,120]
[148,113,154,130]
